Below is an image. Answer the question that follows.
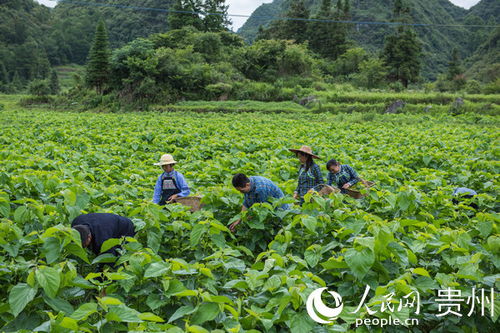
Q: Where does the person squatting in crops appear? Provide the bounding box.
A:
[326,159,360,193]
[152,154,190,205]
[71,213,136,256]
[229,173,290,232]
[289,145,323,204]
[452,187,478,210]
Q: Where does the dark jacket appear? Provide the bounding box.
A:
[71,213,135,256]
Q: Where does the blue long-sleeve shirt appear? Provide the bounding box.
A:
[295,163,324,197]
[153,170,190,204]
[327,164,359,189]
[243,176,290,210]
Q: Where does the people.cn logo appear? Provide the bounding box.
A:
[306,287,344,324]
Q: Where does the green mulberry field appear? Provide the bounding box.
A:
[0,106,498,332]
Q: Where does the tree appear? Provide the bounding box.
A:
[0,62,8,84]
[308,0,333,56]
[169,0,204,31]
[381,0,421,87]
[28,79,51,96]
[49,69,60,94]
[447,48,463,81]
[356,58,388,88]
[309,0,351,59]
[203,0,231,32]
[85,20,111,94]
[10,71,23,91]
[169,0,230,32]
[281,0,310,44]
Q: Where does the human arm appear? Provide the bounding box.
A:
[294,165,302,199]
[312,164,324,187]
[342,165,359,189]
[229,205,247,233]
[327,172,333,186]
[152,174,162,204]
[174,171,190,198]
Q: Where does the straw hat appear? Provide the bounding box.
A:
[289,145,320,159]
[154,154,177,166]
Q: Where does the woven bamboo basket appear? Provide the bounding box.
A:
[317,184,341,196]
[345,180,375,199]
[174,196,202,212]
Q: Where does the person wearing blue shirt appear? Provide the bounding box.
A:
[326,159,359,193]
[289,145,323,203]
[452,187,478,209]
[230,173,289,232]
[152,154,190,205]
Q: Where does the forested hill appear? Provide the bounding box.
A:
[0,0,52,87]
[238,0,497,79]
[466,0,500,23]
[49,0,174,64]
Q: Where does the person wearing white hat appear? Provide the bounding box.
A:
[152,154,190,205]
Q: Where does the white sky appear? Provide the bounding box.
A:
[35,0,481,31]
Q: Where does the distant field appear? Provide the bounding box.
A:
[0,95,498,332]
[55,64,84,91]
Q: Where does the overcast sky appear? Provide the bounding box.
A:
[35,0,481,31]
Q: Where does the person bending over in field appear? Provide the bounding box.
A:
[326,159,359,193]
[452,187,478,210]
[71,213,136,256]
[229,173,290,232]
[152,154,190,205]
[289,145,323,204]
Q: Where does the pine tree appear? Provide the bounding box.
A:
[0,62,8,84]
[281,0,310,44]
[11,71,23,92]
[168,0,204,31]
[447,49,463,80]
[85,20,111,94]
[381,0,421,87]
[308,0,333,57]
[49,69,60,95]
[203,0,231,32]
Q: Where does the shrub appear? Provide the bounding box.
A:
[482,78,500,94]
[465,80,482,94]
[28,79,51,96]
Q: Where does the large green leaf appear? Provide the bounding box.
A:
[289,311,314,333]
[190,223,207,247]
[0,191,10,218]
[71,303,98,321]
[36,266,61,298]
[344,247,375,280]
[304,244,322,268]
[144,262,171,278]
[100,238,122,253]
[42,237,62,264]
[168,304,196,323]
[9,283,37,316]
[191,303,219,325]
[106,304,142,323]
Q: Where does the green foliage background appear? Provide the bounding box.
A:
[0,96,498,331]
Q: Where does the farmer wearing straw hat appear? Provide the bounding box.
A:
[289,145,324,203]
[153,154,190,205]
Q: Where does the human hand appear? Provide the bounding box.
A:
[342,183,351,189]
[168,194,179,202]
[229,219,241,233]
[293,192,298,200]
